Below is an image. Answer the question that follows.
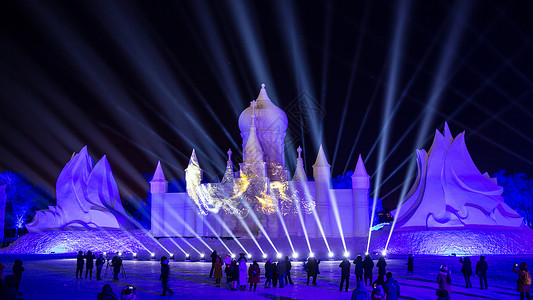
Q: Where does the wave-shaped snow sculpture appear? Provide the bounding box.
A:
[392,123,523,230]
[26,146,131,231]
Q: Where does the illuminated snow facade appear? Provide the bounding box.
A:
[151,84,371,238]
[26,146,131,231]
[392,123,524,230]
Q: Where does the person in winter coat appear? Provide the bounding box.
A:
[111,255,122,281]
[371,284,387,300]
[377,256,387,284]
[459,256,472,288]
[436,289,450,300]
[513,262,531,300]
[363,254,374,287]
[476,256,489,289]
[96,254,106,280]
[12,259,24,293]
[209,250,218,278]
[437,265,452,296]
[160,256,173,296]
[238,259,247,291]
[354,255,364,284]
[248,261,261,291]
[76,251,85,279]
[85,250,95,280]
[407,254,414,275]
[306,257,320,285]
[383,272,400,300]
[213,256,223,287]
[264,258,273,288]
[229,260,239,290]
[277,259,286,288]
[224,255,232,283]
[352,280,371,300]
[120,285,139,300]
[97,284,118,300]
[339,257,351,292]
[272,261,278,287]
[284,256,294,285]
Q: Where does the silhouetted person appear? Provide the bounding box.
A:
[383,272,400,300]
[120,285,138,300]
[476,256,488,289]
[354,255,364,283]
[513,262,531,300]
[437,265,452,296]
[248,261,260,291]
[407,254,414,275]
[264,258,273,288]
[339,257,351,292]
[277,258,286,288]
[209,250,217,278]
[229,260,239,291]
[96,254,105,280]
[272,261,278,287]
[377,256,387,284]
[160,256,173,296]
[76,251,84,279]
[284,256,293,285]
[85,250,95,279]
[213,256,223,287]
[363,254,374,286]
[352,280,371,300]
[0,261,5,294]
[111,255,122,280]
[1,275,17,300]
[459,257,472,288]
[97,284,117,300]
[223,255,232,283]
[12,259,24,294]
[306,257,320,285]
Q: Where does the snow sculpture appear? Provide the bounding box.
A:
[392,123,523,230]
[0,185,6,241]
[26,146,131,231]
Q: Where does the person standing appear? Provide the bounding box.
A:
[354,255,364,284]
[437,265,452,296]
[476,256,488,290]
[339,256,351,292]
[248,261,260,291]
[96,254,105,280]
[363,254,374,287]
[272,261,278,287]
[111,255,122,281]
[377,256,387,284]
[12,259,24,294]
[238,259,247,291]
[160,256,173,296]
[407,254,414,275]
[229,260,239,291]
[284,256,294,285]
[85,250,95,280]
[306,257,320,286]
[213,256,223,287]
[76,251,85,279]
[277,258,286,288]
[209,250,218,278]
[459,256,472,288]
[383,272,400,300]
[223,255,232,283]
[513,262,531,300]
[264,258,273,288]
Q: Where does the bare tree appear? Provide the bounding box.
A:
[494,170,533,228]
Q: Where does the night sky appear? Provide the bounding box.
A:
[1,0,532,209]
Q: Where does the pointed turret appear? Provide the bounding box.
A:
[222,149,235,183]
[185,149,203,186]
[292,146,307,181]
[150,161,168,194]
[243,100,265,163]
[351,154,370,237]
[313,144,331,167]
[257,83,271,102]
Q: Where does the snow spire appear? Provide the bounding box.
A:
[292,146,307,181]
[243,102,265,163]
[221,149,235,183]
[151,161,167,183]
[257,83,271,102]
[443,121,453,142]
[352,154,369,178]
[313,144,330,167]
[185,149,201,171]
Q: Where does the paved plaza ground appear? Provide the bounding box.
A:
[0,254,528,299]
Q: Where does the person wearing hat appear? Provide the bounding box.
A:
[437,265,452,296]
[513,262,531,300]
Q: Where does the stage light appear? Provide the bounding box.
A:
[276,253,282,259]
[170,253,175,259]
[247,253,252,259]
[328,252,334,258]
[231,253,236,258]
[103,252,107,257]
[118,251,123,257]
[200,253,205,259]
[381,250,387,256]
[309,252,315,258]
[262,253,267,259]
[292,252,298,259]
[151,253,156,259]
[365,252,369,256]
[133,252,137,259]
[343,251,350,258]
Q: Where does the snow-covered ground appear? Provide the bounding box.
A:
[0,253,527,299]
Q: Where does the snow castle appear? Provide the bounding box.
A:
[151,84,371,239]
